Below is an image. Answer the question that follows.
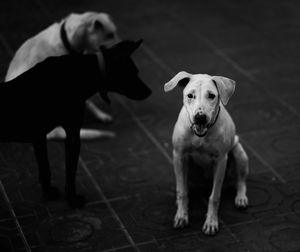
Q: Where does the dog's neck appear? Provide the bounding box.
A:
[207,105,221,130]
[60,21,83,54]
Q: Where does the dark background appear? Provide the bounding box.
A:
[0,0,300,251]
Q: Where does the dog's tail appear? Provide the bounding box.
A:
[47,128,116,141]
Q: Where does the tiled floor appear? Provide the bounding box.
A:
[0,0,300,251]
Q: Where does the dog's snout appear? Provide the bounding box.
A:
[194,113,207,125]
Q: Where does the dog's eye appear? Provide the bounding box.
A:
[208,93,216,100]
[187,93,194,99]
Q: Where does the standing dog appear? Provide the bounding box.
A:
[164,72,249,235]
[5,12,119,139]
[0,40,151,208]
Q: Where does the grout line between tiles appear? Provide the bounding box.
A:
[0,180,31,252]
[79,157,140,252]
[239,137,286,183]
[101,240,156,252]
[115,96,173,165]
[239,124,300,137]
[86,195,131,207]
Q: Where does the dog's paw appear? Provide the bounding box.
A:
[42,186,60,200]
[235,194,248,209]
[202,216,219,236]
[174,212,189,229]
[66,194,86,208]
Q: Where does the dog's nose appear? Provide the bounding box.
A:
[194,113,207,125]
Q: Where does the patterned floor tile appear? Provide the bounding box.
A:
[35,203,130,252]
[242,126,300,181]
[282,93,300,115]
[230,213,300,252]
[253,64,300,97]
[230,99,300,133]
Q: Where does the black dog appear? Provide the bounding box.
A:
[0,40,151,207]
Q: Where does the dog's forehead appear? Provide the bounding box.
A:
[94,13,117,31]
[184,74,217,93]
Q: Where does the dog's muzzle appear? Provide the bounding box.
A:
[190,106,221,137]
[191,113,208,137]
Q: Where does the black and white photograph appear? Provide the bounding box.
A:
[0,0,299,251]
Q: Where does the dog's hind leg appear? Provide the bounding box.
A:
[64,125,86,208]
[173,149,189,229]
[33,137,60,200]
[231,137,249,209]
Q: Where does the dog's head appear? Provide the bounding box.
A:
[164,72,235,137]
[98,40,152,103]
[65,12,119,53]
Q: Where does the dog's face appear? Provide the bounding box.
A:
[164,72,235,137]
[99,40,152,102]
[67,12,119,53]
[183,75,220,136]
[85,13,119,51]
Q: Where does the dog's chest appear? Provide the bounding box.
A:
[187,136,220,167]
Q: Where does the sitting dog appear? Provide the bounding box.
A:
[0,40,151,208]
[5,12,119,139]
[164,72,249,235]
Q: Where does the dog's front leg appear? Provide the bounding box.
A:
[202,155,227,235]
[64,126,85,208]
[33,136,60,200]
[173,149,189,228]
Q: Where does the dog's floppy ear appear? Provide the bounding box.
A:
[93,19,104,30]
[212,76,235,105]
[91,13,116,32]
[164,71,191,92]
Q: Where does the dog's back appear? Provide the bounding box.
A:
[5,23,63,81]
[5,12,118,82]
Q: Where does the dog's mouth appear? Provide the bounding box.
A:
[191,123,208,137]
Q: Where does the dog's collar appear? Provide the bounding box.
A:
[207,105,221,130]
[188,105,221,137]
[60,21,81,55]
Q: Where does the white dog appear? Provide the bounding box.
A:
[5,12,119,139]
[164,72,249,235]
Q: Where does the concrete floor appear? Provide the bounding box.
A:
[0,0,300,251]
